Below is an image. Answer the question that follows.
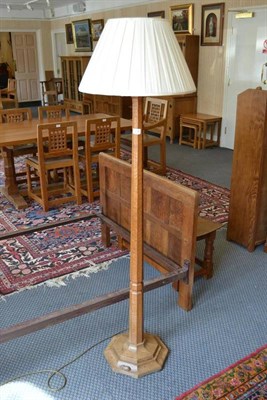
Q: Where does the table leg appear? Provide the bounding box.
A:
[202,123,207,149]
[0,146,28,209]
[217,120,222,146]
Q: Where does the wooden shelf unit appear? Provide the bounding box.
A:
[61,56,90,113]
[227,88,267,251]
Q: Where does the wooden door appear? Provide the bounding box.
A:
[11,32,40,102]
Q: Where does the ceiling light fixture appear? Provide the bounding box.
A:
[46,0,50,6]
[26,3,33,10]
[6,4,11,11]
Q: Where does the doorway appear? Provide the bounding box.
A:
[11,31,40,103]
[222,6,267,149]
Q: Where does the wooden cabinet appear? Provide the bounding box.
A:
[61,56,90,113]
[227,88,267,251]
[176,34,199,87]
[160,93,197,143]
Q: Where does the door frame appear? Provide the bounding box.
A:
[51,28,67,78]
[222,5,267,149]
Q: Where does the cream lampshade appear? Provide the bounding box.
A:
[79,17,196,379]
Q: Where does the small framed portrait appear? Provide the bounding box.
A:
[147,11,165,19]
[170,4,194,34]
[72,19,93,52]
[65,23,73,44]
[92,19,104,41]
[201,3,225,46]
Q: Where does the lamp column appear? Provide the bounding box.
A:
[104,97,169,378]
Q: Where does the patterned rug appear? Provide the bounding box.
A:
[0,154,230,295]
[176,344,267,400]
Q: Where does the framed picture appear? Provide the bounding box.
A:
[65,23,73,44]
[72,19,93,52]
[92,19,104,41]
[170,4,193,34]
[201,3,225,46]
[147,11,165,18]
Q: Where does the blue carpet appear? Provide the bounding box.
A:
[0,227,266,399]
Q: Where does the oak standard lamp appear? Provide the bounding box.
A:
[79,18,195,378]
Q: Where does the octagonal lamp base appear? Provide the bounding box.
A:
[104,332,168,378]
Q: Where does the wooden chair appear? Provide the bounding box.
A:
[38,105,70,121]
[26,121,82,211]
[79,116,120,203]
[0,78,18,109]
[40,71,63,106]
[0,108,37,183]
[121,97,168,175]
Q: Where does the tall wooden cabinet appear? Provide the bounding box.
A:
[176,34,199,87]
[61,56,90,113]
[157,34,199,143]
[227,88,267,251]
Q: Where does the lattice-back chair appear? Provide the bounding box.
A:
[0,107,32,124]
[40,71,63,106]
[0,107,37,183]
[26,121,82,211]
[38,105,70,121]
[79,116,120,203]
[121,97,168,175]
[0,78,18,109]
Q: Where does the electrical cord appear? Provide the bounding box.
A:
[0,328,126,393]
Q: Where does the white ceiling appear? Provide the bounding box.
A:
[0,0,161,18]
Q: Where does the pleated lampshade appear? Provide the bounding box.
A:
[79,17,196,97]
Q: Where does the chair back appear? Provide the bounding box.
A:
[44,71,56,92]
[7,79,16,92]
[85,116,120,158]
[38,105,70,121]
[0,107,32,123]
[144,97,168,125]
[37,121,78,162]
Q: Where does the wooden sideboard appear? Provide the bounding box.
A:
[83,94,132,119]
[227,88,267,251]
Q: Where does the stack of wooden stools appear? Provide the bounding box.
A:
[179,113,222,149]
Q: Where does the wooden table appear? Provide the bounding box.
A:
[180,113,222,149]
[0,113,132,210]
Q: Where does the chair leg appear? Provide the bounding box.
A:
[73,160,82,205]
[160,140,166,175]
[39,167,49,211]
[86,157,94,203]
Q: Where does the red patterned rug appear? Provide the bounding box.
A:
[176,344,267,400]
[0,154,229,295]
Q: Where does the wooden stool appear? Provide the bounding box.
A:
[180,113,222,149]
[179,120,202,149]
[195,217,222,279]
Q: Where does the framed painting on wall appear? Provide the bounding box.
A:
[201,3,225,46]
[170,4,193,34]
[92,19,104,41]
[72,19,93,52]
[147,11,165,18]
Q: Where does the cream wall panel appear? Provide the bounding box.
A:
[1,0,266,116]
